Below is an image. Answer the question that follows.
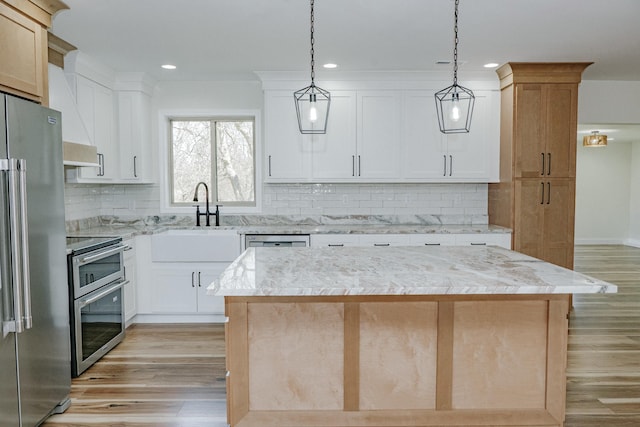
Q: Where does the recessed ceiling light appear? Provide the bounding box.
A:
[323,63,338,69]
[161,64,177,70]
[484,63,500,68]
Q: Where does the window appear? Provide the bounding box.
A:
[170,118,255,207]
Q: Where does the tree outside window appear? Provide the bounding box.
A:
[170,118,255,206]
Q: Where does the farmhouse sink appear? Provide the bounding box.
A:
[151,229,241,262]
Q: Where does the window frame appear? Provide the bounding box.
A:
[159,109,262,215]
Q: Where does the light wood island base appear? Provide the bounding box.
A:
[225,294,570,427]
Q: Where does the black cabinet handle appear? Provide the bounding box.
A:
[198,271,202,287]
[541,153,545,176]
[268,155,272,177]
[547,153,552,176]
[424,243,441,246]
[191,272,195,287]
[540,182,545,204]
[547,182,551,204]
[449,155,453,177]
[443,155,447,176]
[328,244,344,247]
[358,155,361,176]
[352,155,355,177]
[133,156,138,178]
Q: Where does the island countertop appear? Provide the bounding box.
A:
[209,245,616,296]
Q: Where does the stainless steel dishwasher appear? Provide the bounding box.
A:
[244,234,310,248]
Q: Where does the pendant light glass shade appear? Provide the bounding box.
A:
[294,0,330,134]
[435,0,474,134]
[583,131,607,147]
[294,85,330,134]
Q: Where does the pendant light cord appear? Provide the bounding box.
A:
[310,0,316,86]
[453,0,459,86]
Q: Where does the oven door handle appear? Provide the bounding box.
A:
[79,280,129,308]
[78,245,126,264]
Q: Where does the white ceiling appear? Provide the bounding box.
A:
[51,0,640,82]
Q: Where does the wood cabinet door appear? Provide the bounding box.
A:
[0,3,44,101]
[513,180,545,259]
[514,84,545,178]
[542,179,576,269]
[545,85,577,178]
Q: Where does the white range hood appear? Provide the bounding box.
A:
[48,64,99,167]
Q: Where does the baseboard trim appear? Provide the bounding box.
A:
[131,313,226,324]
[624,238,640,248]
[575,238,626,245]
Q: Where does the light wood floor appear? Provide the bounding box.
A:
[565,245,640,426]
[42,245,640,426]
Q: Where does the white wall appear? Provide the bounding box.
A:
[575,142,632,244]
[577,80,640,246]
[628,144,640,246]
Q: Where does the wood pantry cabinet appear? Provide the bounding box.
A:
[0,0,67,104]
[489,63,590,270]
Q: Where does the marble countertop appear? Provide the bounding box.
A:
[209,246,616,296]
[67,223,511,240]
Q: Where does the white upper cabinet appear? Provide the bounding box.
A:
[264,91,312,181]
[402,90,447,180]
[311,91,357,180]
[262,81,500,183]
[357,91,402,180]
[117,90,153,182]
[440,90,499,181]
[402,89,499,182]
[73,75,116,180]
[62,52,155,184]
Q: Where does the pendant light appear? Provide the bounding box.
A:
[435,0,475,134]
[583,130,608,147]
[294,0,330,134]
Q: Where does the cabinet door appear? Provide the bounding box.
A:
[542,179,575,269]
[545,85,577,178]
[402,91,447,179]
[151,267,197,313]
[0,3,44,101]
[311,92,357,180]
[118,91,152,181]
[357,91,402,180]
[514,85,546,178]
[195,265,227,314]
[310,234,361,247]
[75,76,116,180]
[264,92,312,181]
[513,180,545,259]
[443,91,497,181]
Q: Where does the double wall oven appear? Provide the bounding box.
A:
[66,236,128,376]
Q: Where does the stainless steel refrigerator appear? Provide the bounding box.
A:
[0,93,71,426]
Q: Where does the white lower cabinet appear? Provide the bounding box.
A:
[311,233,511,249]
[135,232,240,320]
[150,263,225,314]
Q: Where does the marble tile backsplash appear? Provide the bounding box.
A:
[64,182,488,224]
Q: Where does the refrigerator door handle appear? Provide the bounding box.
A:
[17,159,32,329]
[2,158,25,333]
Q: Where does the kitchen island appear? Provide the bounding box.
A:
[210,246,615,427]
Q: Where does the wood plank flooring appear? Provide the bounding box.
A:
[42,324,228,427]
[42,245,640,426]
[565,245,640,427]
